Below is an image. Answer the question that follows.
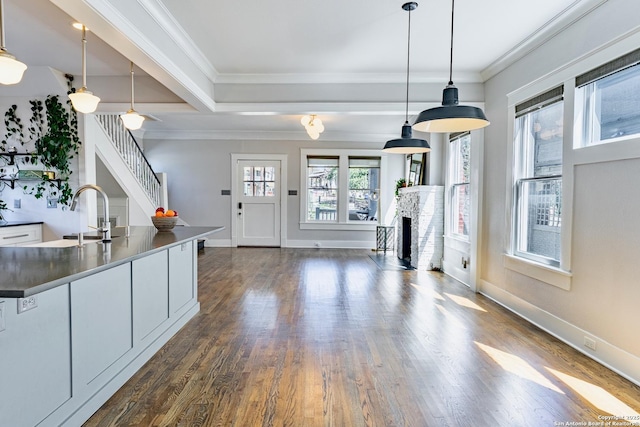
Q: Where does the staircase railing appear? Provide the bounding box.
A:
[95,114,161,207]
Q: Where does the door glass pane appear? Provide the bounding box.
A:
[265,182,275,196]
[255,182,265,197]
[244,182,254,196]
[254,167,264,181]
[264,167,275,181]
[243,167,253,181]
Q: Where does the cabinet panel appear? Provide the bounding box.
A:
[169,242,194,314]
[132,250,169,342]
[71,263,132,388]
[0,285,71,427]
[0,224,42,246]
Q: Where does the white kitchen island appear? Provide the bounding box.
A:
[0,226,222,427]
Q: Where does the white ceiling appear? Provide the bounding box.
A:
[2,0,596,141]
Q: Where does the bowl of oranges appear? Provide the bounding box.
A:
[152,207,178,231]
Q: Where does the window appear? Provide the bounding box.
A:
[243,165,276,197]
[449,133,471,239]
[301,149,384,229]
[575,48,640,147]
[306,157,338,221]
[513,87,564,265]
[348,157,380,221]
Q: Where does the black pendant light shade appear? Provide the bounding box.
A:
[383,122,430,153]
[413,84,489,133]
[383,2,430,153]
[412,0,489,133]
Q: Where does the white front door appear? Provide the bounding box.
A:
[236,160,281,247]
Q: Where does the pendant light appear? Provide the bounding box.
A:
[68,25,100,113]
[120,61,145,130]
[413,0,489,133]
[383,2,430,154]
[301,114,324,140]
[0,0,27,85]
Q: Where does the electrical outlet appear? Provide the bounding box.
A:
[17,296,38,314]
[584,336,597,351]
[47,197,58,208]
[0,301,5,332]
[13,198,21,209]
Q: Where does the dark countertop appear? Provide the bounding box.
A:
[0,225,223,298]
[0,221,44,227]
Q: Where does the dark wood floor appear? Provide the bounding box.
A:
[85,248,640,426]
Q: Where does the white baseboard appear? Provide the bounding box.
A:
[443,260,470,286]
[204,239,232,247]
[287,239,374,249]
[479,279,640,387]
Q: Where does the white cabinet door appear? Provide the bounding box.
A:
[133,250,169,343]
[0,285,72,427]
[169,242,194,315]
[0,224,42,246]
[71,263,132,391]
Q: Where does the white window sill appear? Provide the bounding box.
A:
[300,222,378,231]
[503,254,572,291]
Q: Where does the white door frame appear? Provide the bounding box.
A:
[231,153,288,248]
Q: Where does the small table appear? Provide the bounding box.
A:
[376,225,395,253]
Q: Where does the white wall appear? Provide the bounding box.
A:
[482,0,640,384]
[144,137,406,247]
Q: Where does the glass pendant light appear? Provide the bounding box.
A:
[412,0,489,133]
[120,61,145,130]
[383,2,430,154]
[0,0,27,85]
[301,114,324,140]
[68,25,100,113]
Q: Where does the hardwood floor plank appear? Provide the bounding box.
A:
[85,248,640,427]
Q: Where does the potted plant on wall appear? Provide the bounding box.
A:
[395,178,407,199]
[22,90,80,206]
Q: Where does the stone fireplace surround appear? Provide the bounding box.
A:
[396,186,444,270]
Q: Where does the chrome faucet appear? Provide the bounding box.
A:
[70,184,111,242]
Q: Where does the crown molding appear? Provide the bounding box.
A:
[481,0,609,81]
[215,71,481,85]
[141,129,397,142]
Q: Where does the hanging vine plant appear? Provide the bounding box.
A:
[24,94,80,205]
[3,104,25,149]
[3,74,82,210]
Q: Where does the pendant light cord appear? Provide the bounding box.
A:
[404,4,412,122]
[448,0,455,85]
[0,0,6,51]
[81,26,87,89]
[130,61,135,110]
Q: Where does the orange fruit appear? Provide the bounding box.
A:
[165,210,175,217]
[155,211,165,217]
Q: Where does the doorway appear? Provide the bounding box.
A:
[231,155,288,247]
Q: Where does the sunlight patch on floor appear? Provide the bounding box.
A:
[475,342,564,394]
[546,367,640,424]
[435,304,466,329]
[444,293,487,312]
[410,282,445,301]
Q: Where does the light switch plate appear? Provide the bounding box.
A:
[47,197,58,208]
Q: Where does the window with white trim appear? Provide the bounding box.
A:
[513,87,564,266]
[348,157,380,222]
[575,48,640,147]
[449,132,471,239]
[306,156,338,222]
[302,151,381,227]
